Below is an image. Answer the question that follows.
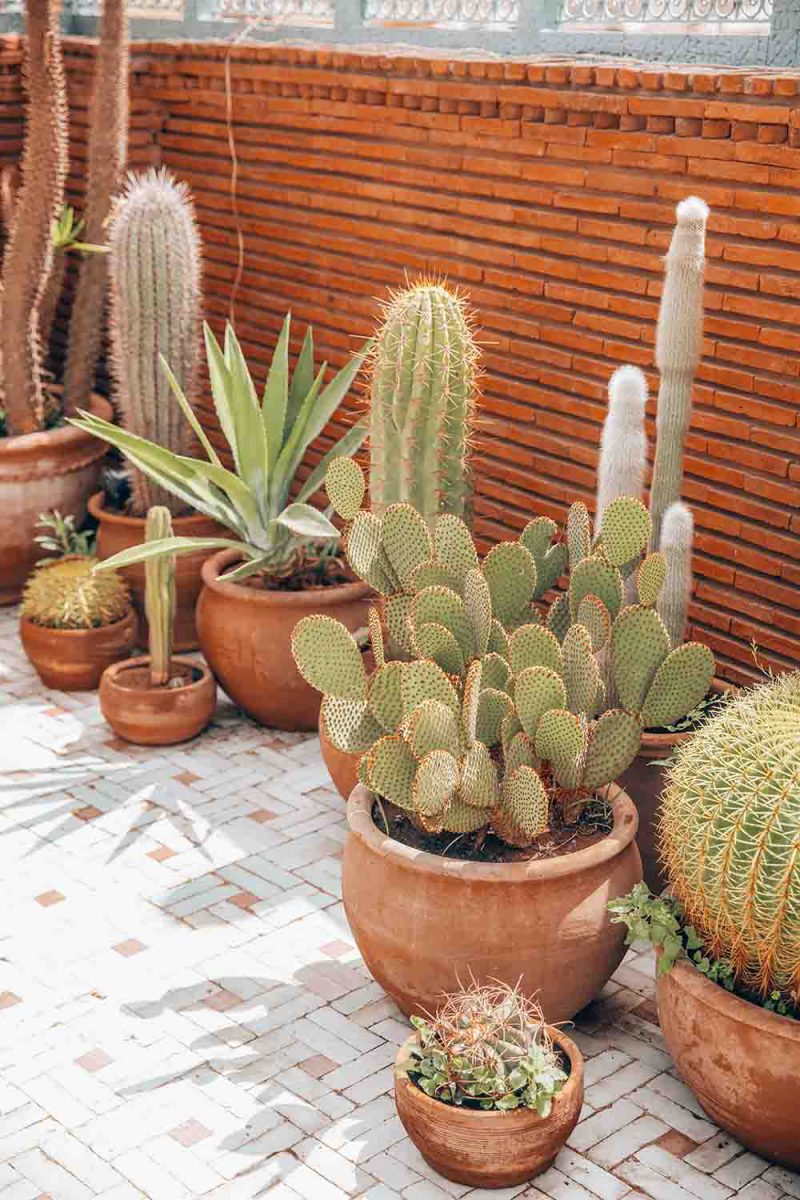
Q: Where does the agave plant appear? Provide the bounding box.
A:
[71,316,368,581]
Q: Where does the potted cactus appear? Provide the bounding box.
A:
[19,557,135,690]
[395,980,583,1188]
[609,671,800,1168]
[291,463,714,1020]
[99,507,216,745]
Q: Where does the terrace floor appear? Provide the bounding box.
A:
[1,602,798,1200]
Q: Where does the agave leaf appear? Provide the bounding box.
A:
[262,312,291,473]
[94,536,248,572]
[273,503,339,542]
[159,354,222,468]
[224,323,270,504]
[203,323,238,465]
[285,325,315,437]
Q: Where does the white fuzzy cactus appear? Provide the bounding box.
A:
[657,501,694,649]
[596,365,648,524]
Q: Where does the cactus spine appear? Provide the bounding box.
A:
[369,281,477,528]
[596,366,648,526]
[649,196,708,551]
[657,501,693,648]
[144,506,175,687]
[108,169,202,514]
[0,0,68,434]
[63,0,129,412]
[660,671,800,1004]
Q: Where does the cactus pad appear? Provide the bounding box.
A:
[411,586,473,659]
[346,511,395,595]
[611,604,671,713]
[412,622,465,676]
[487,619,511,658]
[480,652,511,694]
[638,553,667,607]
[600,496,652,568]
[401,659,460,716]
[384,594,414,656]
[501,709,524,756]
[641,642,715,730]
[575,595,611,654]
[563,623,601,717]
[569,556,624,621]
[459,741,499,810]
[292,615,367,700]
[482,542,537,627]
[368,606,385,669]
[409,561,463,593]
[325,456,366,521]
[462,659,482,747]
[520,516,558,560]
[520,517,567,599]
[382,503,433,589]
[535,708,587,792]
[508,624,563,676]
[463,568,493,657]
[567,502,591,569]
[444,798,489,833]
[546,593,572,644]
[476,688,513,747]
[434,513,479,581]
[505,731,537,775]
[369,661,405,731]
[320,696,383,755]
[582,710,641,791]
[514,666,567,739]
[413,750,460,832]
[367,735,417,811]
[493,766,549,847]
[406,698,462,760]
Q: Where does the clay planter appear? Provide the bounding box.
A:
[0,395,111,605]
[19,609,136,691]
[89,492,221,652]
[196,549,371,731]
[343,784,642,1023]
[319,722,362,799]
[99,655,216,745]
[394,1030,584,1189]
[657,958,800,1168]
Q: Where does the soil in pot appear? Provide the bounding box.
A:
[99,655,216,745]
[394,1030,584,1188]
[343,784,642,1023]
[20,608,137,691]
[197,548,370,732]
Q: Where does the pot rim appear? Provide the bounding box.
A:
[638,677,736,755]
[395,1027,583,1120]
[201,547,372,609]
[19,607,136,639]
[88,491,212,530]
[0,393,112,462]
[659,955,800,1042]
[347,783,638,883]
[101,654,214,696]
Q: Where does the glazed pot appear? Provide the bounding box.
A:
[657,957,800,1168]
[99,655,216,745]
[89,492,221,651]
[19,609,136,691]
[0,395,111,604]
[394,1030,584,1188]
[196,548,371,731]
[343,784,642,1023]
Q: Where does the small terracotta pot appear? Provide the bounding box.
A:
[394,1030,584,1188]
[89,492,222,652]
[99,655,217,745]
[343,784,642,1023]
[19,609,137,691]
[0,394,111,605]
[657,957,800,1168]
[196,549,371,731]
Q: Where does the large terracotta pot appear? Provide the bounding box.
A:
[394,1030,584,1188]
[343,784,642,1023]
[20,609,136,691]
[89,492,221,652]
[99,655,217,745]
[0,395,111,604]
[319,722,362,799]
[196,548,371,731]
[657,958,800,1168]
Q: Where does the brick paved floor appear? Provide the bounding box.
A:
[1,604,798,1200]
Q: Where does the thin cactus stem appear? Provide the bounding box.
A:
[657,501,694,648]
[144,506,175,687]
[596,365,648,525]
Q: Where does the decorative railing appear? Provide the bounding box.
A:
[561,0,773,24]
[363,0,519,26]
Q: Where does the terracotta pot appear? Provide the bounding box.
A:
[0,395,111,605]
[657,958,800,1168]
[343,784,642,1023]
[319,722,362,799]
[196,548,371,731]
[99,655,216,745]
[394,1029,584,1188]
[89,492,222,652]
[19,609,136,691]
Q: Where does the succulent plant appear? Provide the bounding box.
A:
[34,510,96,558]
[659,671,800,1005]
[369,280,478,528]
[406,979,567,1113]
[656,501,694,649]
[596,366,648,527]
[21,556,130,630]
[144,506,175,686]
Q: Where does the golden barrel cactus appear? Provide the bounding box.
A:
[21,556,130,629]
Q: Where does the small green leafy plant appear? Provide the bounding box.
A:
[34,510,96,558]
[405,980,568,1114]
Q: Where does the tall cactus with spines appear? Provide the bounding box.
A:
[656,502,693,649]
[596,366,648,526]
[144,506,175,687]
[108,169,201,514]
[649,196,708,551]
[0,0,68,434]
[369,280,478,528]
[659,671,800,1004]
[63,0,129,412]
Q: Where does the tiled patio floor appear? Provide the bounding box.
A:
[1,603,798,1200]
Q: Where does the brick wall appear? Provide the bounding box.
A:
[1,36,799,684]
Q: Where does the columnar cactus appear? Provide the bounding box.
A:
[108,169,202,514]
[0,0,68,434]
[660,671,800,1003]
[369,281,477,528]
[63,0,129,411]
[596,366,648,526]
[656,501,693,648]
[144,506,175,687]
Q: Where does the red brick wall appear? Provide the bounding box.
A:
[2,37,799,684]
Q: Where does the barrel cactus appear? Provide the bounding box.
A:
[21,556,130,629]
[660,671,800,1003]
[144,506,175,686]
[369,280,478,527]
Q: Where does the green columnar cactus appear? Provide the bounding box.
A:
[108,169,201,514]
[595,366,648,526]
[144,506,175,686]
[21,556,130,629]
[0,0,68,434]
[656,501,693,649]
[660,671,800,1003]
[649,196,708,551]
[63,0,128,412]
[369,281,477,527]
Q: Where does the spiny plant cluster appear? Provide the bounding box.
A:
[21,556,130,630]
[406,980,567,1113]
[292,459,715,846]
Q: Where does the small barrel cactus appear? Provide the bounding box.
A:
[660,671,800,1004]
[143,506,175,686]
[21,556,130,629]
[369,280,478,528]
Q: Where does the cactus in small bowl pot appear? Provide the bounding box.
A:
[98,506,216,746]
[19,556,135,691]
